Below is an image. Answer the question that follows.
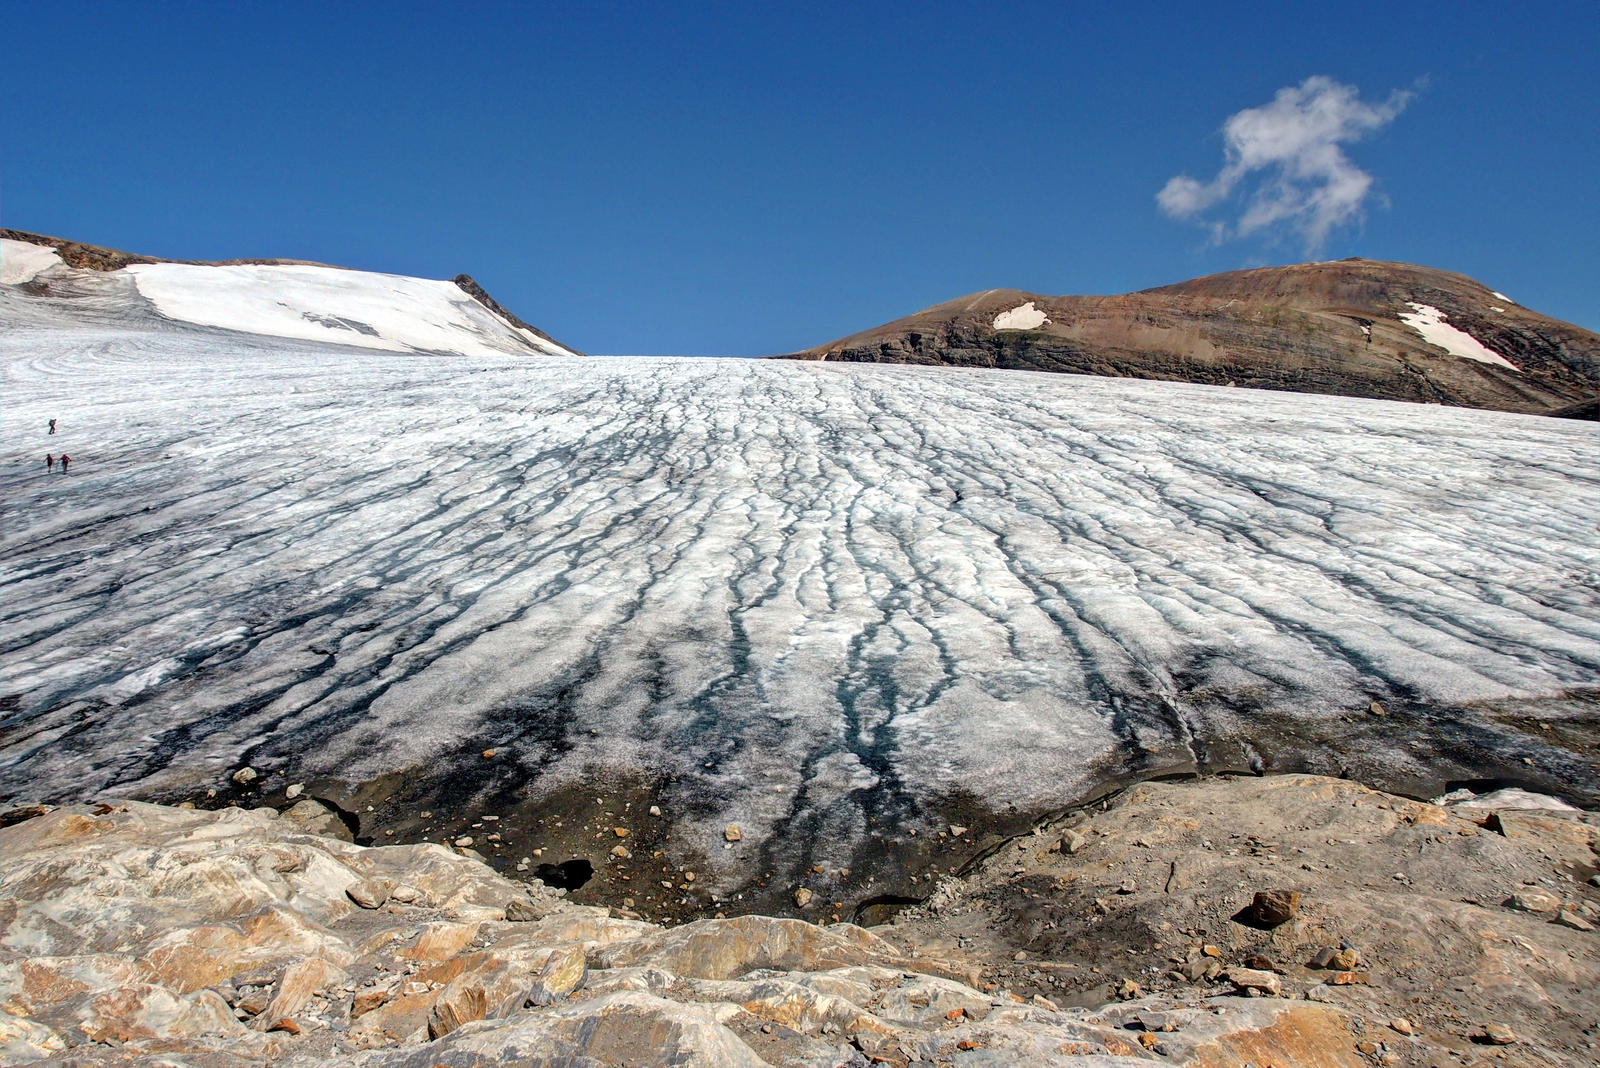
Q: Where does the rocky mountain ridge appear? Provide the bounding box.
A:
[776,259,1597,417]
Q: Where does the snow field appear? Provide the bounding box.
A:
[1399,302,1519,370]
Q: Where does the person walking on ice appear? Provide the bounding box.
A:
[59,454,70,474]
[45,454,54,472]
[48,418,57,435]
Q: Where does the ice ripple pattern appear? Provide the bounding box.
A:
[3,323,1598,880]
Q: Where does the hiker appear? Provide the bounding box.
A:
[48,418,56,435]
[59,454,70,473]
[45,453,54,472]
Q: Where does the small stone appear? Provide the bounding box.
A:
[1202,944,1222,958]
[683,871,696,882]
[389,884,421,904]
[284,783,304,800]
[1060,830,1087,854]
[724,823,742,842]
[482,749,496,759]
[351,987,391,1018]
[1228,967,1282,997]
[1116,878,1137,894]
[1237,889,1300,928]
[266,1018,302,1035]
[1368,701,1387,716]
[1389,1018,1413,1036]
[1013,950,1028,962]
[793,887,813,908]
[346,878,391,909]
[1481,1023,1517,1045]
[454,836,474,848]
[505,898,548,922]
[610,845,629,859]
[232,767,257,784]
[1553,912,1595,931]
[1507,890,1560,913]
[1139,1033,1161,1049]
[1115,978,1142,1000]
[613,827,630,838]
[949,824,967,837]
[1330,947,1359,970]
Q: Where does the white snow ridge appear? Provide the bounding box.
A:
[1398,302,1519,371]
[1,238,64,285]
[993,301,1050,331]
[125,262,578,358]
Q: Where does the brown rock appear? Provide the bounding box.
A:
[1227,967,1282,997]
[724,823,743,842]
[1506,889,1561,913]
[1481,1022,1517,1044]
[1236,889,1300,928]
[259,957,349,1024]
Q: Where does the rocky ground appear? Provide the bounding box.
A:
[2,774,1595,1067]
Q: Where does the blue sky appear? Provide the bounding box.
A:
[4,1,1596,354]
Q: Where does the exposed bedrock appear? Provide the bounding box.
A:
[3,774,1595,1066]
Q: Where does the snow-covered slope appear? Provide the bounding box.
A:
[3,295,1596,900]
[1,235,580,358]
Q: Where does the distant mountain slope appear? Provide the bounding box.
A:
[0,229,584,358]
[775,259,1597,417]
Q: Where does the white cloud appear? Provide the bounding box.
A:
[1157,76,1412,251]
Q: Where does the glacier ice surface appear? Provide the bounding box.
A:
[2,283,1597,894]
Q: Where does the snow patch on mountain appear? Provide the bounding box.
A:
[993,302,1050,331]
[1492,291,1515,304]
[1,238,63,285]
[124,261,575,358]
[1399,302,1518,371]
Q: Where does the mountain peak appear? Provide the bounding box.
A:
[778,259,1596,417]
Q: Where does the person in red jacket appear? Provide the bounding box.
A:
[59,454,70,473]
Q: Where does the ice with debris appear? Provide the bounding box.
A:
[2,254,1597,894]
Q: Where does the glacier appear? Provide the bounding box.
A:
[2,260,1597,907]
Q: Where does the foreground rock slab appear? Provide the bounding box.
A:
[891,773,1600,1067]
[0,788,1480,1066]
